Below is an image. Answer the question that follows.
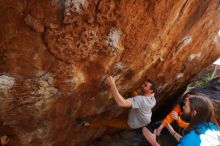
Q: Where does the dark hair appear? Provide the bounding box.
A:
[146,79,158,94]
[179,91,195,110]
[187,94,219,133]
[179,94,189,111]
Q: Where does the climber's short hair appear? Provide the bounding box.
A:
[146,79,158,94]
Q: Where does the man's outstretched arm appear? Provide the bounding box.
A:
[142,127,160,146]
[107,76,132,107]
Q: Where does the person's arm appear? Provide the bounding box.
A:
[162,105,181,126]
[155,124,165,136]
[107,76,132,107]
[176,117,189,129]
[142,127,160,146]
[166,123,182,142]
[156,105,180,136]
[170,109,189,129]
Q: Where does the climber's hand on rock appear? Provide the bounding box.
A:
[106,76,116,87]
[166,123,175,135]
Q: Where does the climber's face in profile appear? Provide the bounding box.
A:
[182,96,193,121]
[142,81,153,94]
[182,96,191,115]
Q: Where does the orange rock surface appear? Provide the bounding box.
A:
[0,0,219,145]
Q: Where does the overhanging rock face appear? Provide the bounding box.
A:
[0,0,220,145]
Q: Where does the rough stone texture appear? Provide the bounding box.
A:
[24,14,45,33]
[0,0,220,146]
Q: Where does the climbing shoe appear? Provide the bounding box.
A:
[76,118,90,126]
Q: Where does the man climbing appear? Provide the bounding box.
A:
[77,76,158,130]
[106,76,158,129]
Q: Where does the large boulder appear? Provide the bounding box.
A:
[0,0,220,145]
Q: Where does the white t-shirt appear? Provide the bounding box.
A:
[128,95,156,129]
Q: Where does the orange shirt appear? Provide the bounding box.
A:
[162,105,189,129]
